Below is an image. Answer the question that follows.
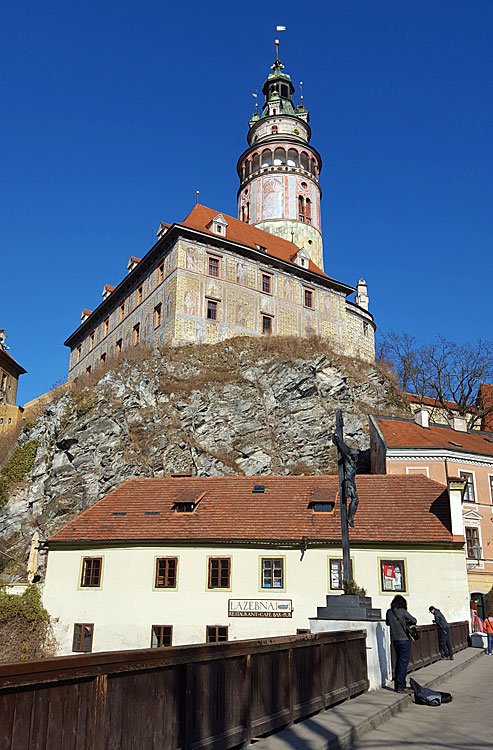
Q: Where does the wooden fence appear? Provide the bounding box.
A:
[407,620,469,672]
[0,630,368,750]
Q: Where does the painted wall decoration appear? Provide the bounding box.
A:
[186,246,198,271]
[184,290,197,316]
[236,262,247,286]
[262,176,283,219]
[165,292,174,318]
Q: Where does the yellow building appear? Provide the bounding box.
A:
[0,331,26,433]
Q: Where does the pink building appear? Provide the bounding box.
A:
[370,410,493,618]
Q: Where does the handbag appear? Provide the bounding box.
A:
[407,624,420,642]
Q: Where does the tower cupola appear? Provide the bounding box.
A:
[237,40,324,270]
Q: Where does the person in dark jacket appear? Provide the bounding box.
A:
[429,606,453,660]
[386,595,417,692]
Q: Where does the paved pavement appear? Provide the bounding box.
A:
[251,648,486,750]
[354,653,493,750]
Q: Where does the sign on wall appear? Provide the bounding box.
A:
[228,599,293,618]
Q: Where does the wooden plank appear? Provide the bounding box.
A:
[11,688,34,750]
[0,691,16,750]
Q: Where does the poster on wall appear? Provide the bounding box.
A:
[381,562,404,591]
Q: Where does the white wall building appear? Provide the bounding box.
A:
[42,475,470,655]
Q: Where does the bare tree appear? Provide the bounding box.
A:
[378,333,493,428]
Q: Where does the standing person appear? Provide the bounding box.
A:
[483,612,493,655]
[386,595,417,693]
[429,606,453,660]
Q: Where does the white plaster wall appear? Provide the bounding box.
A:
[43,544,470,656]
[309,619,392,691]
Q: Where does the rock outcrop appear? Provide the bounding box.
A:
[0,338,407,578]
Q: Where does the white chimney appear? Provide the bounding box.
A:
[355,278,369,310]
[414,408,430,429]
[447,478,466,537]
[450,414,468,433]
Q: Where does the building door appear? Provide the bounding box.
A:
[471,592,485,621]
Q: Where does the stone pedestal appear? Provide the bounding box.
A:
[310,595,391,691]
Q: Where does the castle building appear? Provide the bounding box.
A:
[65,47,375,379]
[0,331,26,433]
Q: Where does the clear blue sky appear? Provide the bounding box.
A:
[1,1,492,403]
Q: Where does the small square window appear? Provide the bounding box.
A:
[261,273,272,294]
[206,625,228,643]
[460,471,476,502]
[133,323,140,346]
[380,560,406,592]
[80,557,102,588]
[261,558,284,589]
[154,303,162,328]
[72,623,94,653]
[304,289,313,308]
[151,625,173,647]
[262,315,272,335]
[155,557,177,588]
[206,300,218,321]
[208,558,230,589]
[208,257,220,277]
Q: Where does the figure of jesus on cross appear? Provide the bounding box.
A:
[332,410,360,587]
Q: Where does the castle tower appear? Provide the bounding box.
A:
[237,40,324,270]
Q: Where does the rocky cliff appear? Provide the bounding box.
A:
[0,337,407,579]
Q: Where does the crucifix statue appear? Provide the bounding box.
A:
[332,410,360,587]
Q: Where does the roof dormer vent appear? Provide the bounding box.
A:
[209,214,228,237]
[252,484,266,493]
[80,309,92,323]
[102,284,115,300]
[127,256,141,273]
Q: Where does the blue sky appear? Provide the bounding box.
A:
[1,1,492,403]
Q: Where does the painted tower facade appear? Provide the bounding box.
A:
[237,43,324,270]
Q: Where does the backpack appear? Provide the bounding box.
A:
[410,678,453,707]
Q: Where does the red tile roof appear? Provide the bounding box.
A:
[49,474,454,546]
[103,284,115,293]
[404,393,467,413]
[180,204,328,279]
[374,416,493,457]
[479,384,493,432]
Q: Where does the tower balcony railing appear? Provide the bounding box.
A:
[240,164,319,183]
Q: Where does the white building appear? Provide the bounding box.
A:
[43,474,470,654]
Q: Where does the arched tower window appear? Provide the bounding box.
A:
[252,153,260,173]
[298,195,305,222]
[300,152,309,172]
[305,198,312,225]
[271,125,278,135]
[287,149,299,168]
[261,149,272,167]
[274,148,286,166]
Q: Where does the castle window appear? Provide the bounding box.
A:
[206,625,228,643]
[363,322,369,336]
[304,289,313,308]
[206,300,218,321]
[460,471,476,502]
[271,125,278,135]
[262,315,272,335]
[116,339,122,355]
[103,317,109,337]
[89,332,95,351]
[208,256,220,278]
[133,323,140,346]
[305,198,312,225]
[300,152,310,171]
[252,153,260,172]
[298,195,305,222]
[100,352,106,365]
[119,303,125,322]
[137,286,143,305]
[158,262,164,284]
[261,273,272,294]
[76,345,81,363]
[86,365,91,375]
[151,625,173,647]
[281,84,289,98]
[261,149,272,167]
[72,624,94,653]
[154,303,162,328]
[287,149,299,167]
[274,147,286,166]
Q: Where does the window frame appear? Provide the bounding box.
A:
[207,557,231,590]
[328,558,354,591]
[72,623,94,653]
[133,322,140,346]
[157,262,165,284]
[206,299,218,321]
[261,273,272,295]
[261,314,273,335]
[206,625,228,643]
[79,556,103,589]
[465,525,482,561]
[89,332,95,351]
[76,345,81,363]
[137,286,143,305]
[460,470,476,503]
[260,556,285,591]
[379,558,407,595]
[154,302,162,329]
[154,557,178,590]
[119,302,125,322]
[103,317,110,337]
[151,624,173,647]
[116,338,123,355]
[207,255,220,278]
[303,288,314,309]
